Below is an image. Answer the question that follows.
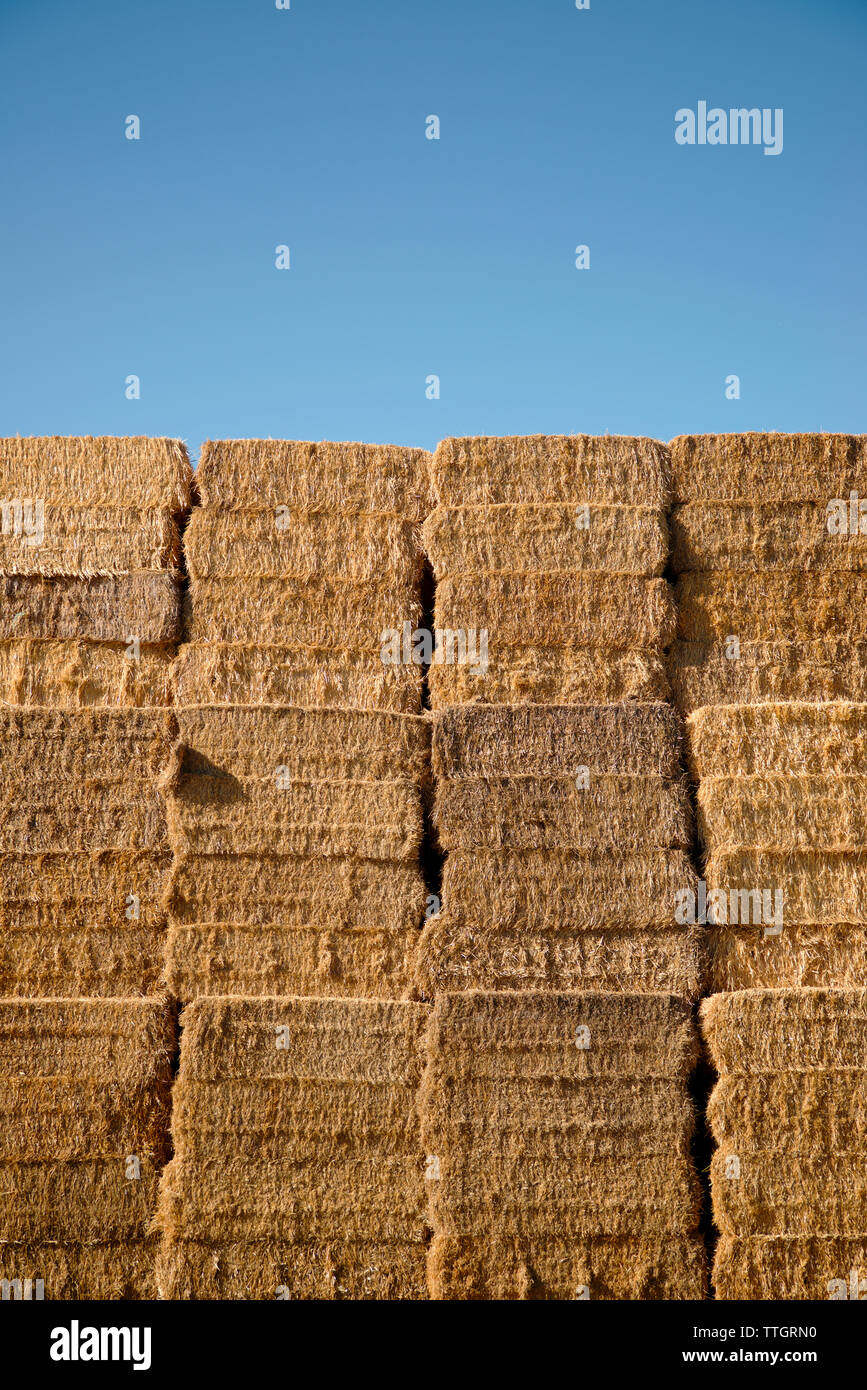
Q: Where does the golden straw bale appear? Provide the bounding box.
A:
[713,1236,867,1301]
[185,507,422,581]
[700,987,867,1074]
[0,1078,170,1161]
[0,436,193,509]
[0,708,176,780]
[676,570,867,643]
[0,926,166,997]
[428,644,669,708]
[0,506,180,577]
[0,783,169,853]
[708,1072,867,1155]
[185,575,422,646]
[710,1150,867,1237]
[696,774,867,853]
[708,924,867,993]
[0,573,182,642]
[0,997,174,1081]
[669,433,866,504]
[435,574,675,647]
[431,436,670,508]
[669,639,867,712]
[156,1239,427,1300]
[686,701,867,776]
[704,849,867,924]
[0,639,176,707]
[0,1240,159,1300]
[671,500,867,572]
[0,1159,160,1242]
[0,851,171,931]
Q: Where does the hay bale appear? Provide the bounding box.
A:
[165,925,420,1001]
[185,575,422,646]
[0,639,176,707]
[423,503,667,578]
[167,853,426,932]
[428,1234,707,1300]
[431,436,670,507]
[415,918,703,1000]
[0,506,180,577]
[670,500,867,572]
[176,705,430,782]
[175,641,422,713]
[0,850,172,930]
[0,708,177,780]
[429,645,669,709]
[435,574,676,648]
[165,773,422,859]
[705,849,867,924]
[686,701,867,776]
[0,1159,159,1242]
[696,775,867,853]
[708,924,867,993]
[676,571,867,643]
[433,703,682,779]
[195,440,433,521]
[434,775,692,852]
[0,436,193,509]
[0,997,174,1080]
[669,639,867,712]
[440,849,697,930]
[156,1238,427,1300]
[426,992,698,1082]
[707,1072,867,1155]
[0,1239,158,1300]
[710,1150,867,1237]
[669,432,866,504]
[713,1235,867,1301]
[176,997,429,1084]
[700,987,867,1073]
[0,926,166,997]
[0,1078,170,1160]
[0,783,169,853]
[185,508,423,581]
[0,572,182,643]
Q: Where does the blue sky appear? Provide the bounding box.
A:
[0,0,864,462]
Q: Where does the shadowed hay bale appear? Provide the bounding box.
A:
[0,997,174,1080]
[184,508,423,581]
[0,507,180,577]
[0,639,176,707]
[426,992,698,1081]
[0,436,193,509]
[0,1078,170,1160]
[686,701,867,776]
[0,1240,159,1300]
[0,851,172,930]
[0,1161,159,1242]
[708,925,867,993]
[177,997,429,1084]
[676,571,867,642]
[431,436,670,508]
[415,919,703,1000]
[156,1239,427,1300]
[428,645,669,708]
[433,703,682,779]
[434,776,691,852]
[440,849,697,930]
[428,1234,707,1300]
[696,775,867,853]
[422,503,667,578]
[166,774,423,859]
[669,433,867,504]
[0,708,176,780]
[699,987,867,1073]
[710,1151,867,1237]
[195,440,433,521]
[713,1236,867,1301]
[165,925,420,1001]
[185,576,422,646]
[0,573,182,642]
[0,784,169,853]
[427,1154,700,1238]
[0,927,166,997]
[167,854,425,932]
[671,500,867,572]
[705,849,867,923]
[175,642,422,713]
[669,640,867,711]
[157,1157,424,1242]
[708,1072,867,1155]
[435,574,675,647]
[176,705,430,782]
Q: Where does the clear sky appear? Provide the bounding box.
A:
[0,0,864,463]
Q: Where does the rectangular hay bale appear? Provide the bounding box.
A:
[0,572,182,643]
[0,436,193,509]
[431,436,670,508]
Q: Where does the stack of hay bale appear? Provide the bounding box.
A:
[165,440,433,1001]
[421,991,706,1299]
[0,999,173,1299]
[418,702,701,999]
[164,705,429,999]
[687,702,867,992]
[0,436,190,707]
[156,996,430,1299]
[701,988,867,1300]
[669,432,867,711]
[424,435,674,707]
[0,708,177,998]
